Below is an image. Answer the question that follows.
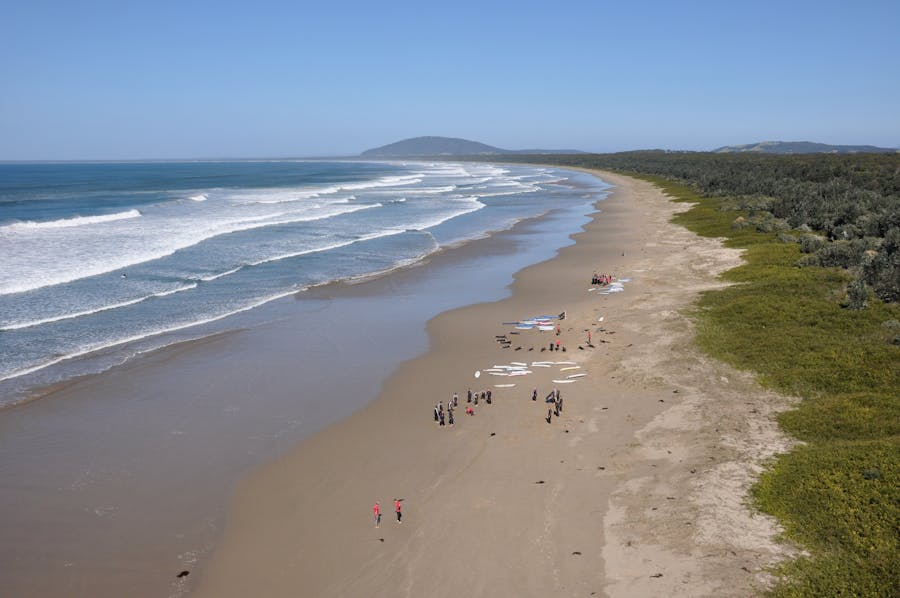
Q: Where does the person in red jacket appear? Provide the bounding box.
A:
[394,498,402,523]
[373,501,381,528]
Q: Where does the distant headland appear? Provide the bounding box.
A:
[713,140,898,154]
[360,136,898,158]
[360,136,585,158]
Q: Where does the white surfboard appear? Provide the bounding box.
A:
[494,383,516,388]
[567,373,587,379]
[552,379,577,384]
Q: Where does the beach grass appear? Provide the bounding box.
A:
[638,175,900,597]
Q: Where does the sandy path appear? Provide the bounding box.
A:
[190,171,793,597]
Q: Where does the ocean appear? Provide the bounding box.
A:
[0,160,606,405]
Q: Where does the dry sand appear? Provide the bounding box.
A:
[190,171,794,598]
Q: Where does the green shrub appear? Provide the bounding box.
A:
[637,174,900,596]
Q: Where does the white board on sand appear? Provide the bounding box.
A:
[494,383,516,388]
[560,366,580,371]
[511,362,527,366]
[531,363,551,368]
[555,361,576,365]
[567,373,587,379]
[538,325,555,331]
[474,370,481,378]
[552,379,577,384]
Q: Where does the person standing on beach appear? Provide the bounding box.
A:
[452,392,459,408]
[588,330,592,345]
[532,387,537,401]
[448,407,454,426]
[434,404,439,422]
[374,502,381,528]
[467,388,472,403]
[394,499,402,523]
[439,409,445,427]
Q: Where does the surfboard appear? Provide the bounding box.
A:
[567,373,587,379]
[552,379,577,384]
[560,366,580,371]
[494,383,516,388]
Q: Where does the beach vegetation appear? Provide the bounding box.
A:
[459,152,900,595]
[632,177,900,598]
[468,151,900,305]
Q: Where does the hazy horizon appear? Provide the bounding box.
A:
[2,0,899,161]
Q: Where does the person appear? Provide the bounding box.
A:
[467,388,472,403]
[546,408,552,424]
[466,405,474,416]
[448,407,454,426]
[556,323,561,336]
[452,392,459,408]
[588,330,592,345]
[486,390,492,404]
[532,387,537,401]
[555,339,561,351]
[439,409,445,426]
[395,498,402,523]
[374,501,381,528]
[433,404,439,422]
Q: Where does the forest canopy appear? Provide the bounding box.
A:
[466,152,900,304]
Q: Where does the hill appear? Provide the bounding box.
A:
[360,136,583,157]
[714,141,898,154]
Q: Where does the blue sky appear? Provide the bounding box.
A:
[2,0,898,159]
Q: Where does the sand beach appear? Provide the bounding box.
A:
[189,171,793,597]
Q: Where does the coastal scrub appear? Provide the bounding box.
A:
[644,176,900,597]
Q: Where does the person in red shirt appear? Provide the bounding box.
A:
[394,498,402,523]
[373,501,381,528]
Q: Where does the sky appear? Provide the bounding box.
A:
[1,0,899,160]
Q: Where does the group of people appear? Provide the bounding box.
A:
[433,399,456,426]
[542,387,564,423]
[373,498,403,528]
[591,272,613,285]
[434,388,498,425]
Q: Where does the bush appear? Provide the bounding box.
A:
[800,235,826,254]
[778,232,799,244]
[845,276,869,310]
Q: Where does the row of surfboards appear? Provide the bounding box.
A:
[475,361,587,388]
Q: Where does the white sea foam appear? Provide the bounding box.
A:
[189,193,208,202]
[1,209,141,231]
[0,283,199,331]
[0,287,301,383]
[0,203,380,296]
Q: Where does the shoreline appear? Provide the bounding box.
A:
[191,171,792,597]
[0,167,599,409]
[0,170,603,598]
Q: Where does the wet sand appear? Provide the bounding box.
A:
[0,182,599,597]
[191,172,794,597]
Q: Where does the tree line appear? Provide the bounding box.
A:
[468,151,900,305]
